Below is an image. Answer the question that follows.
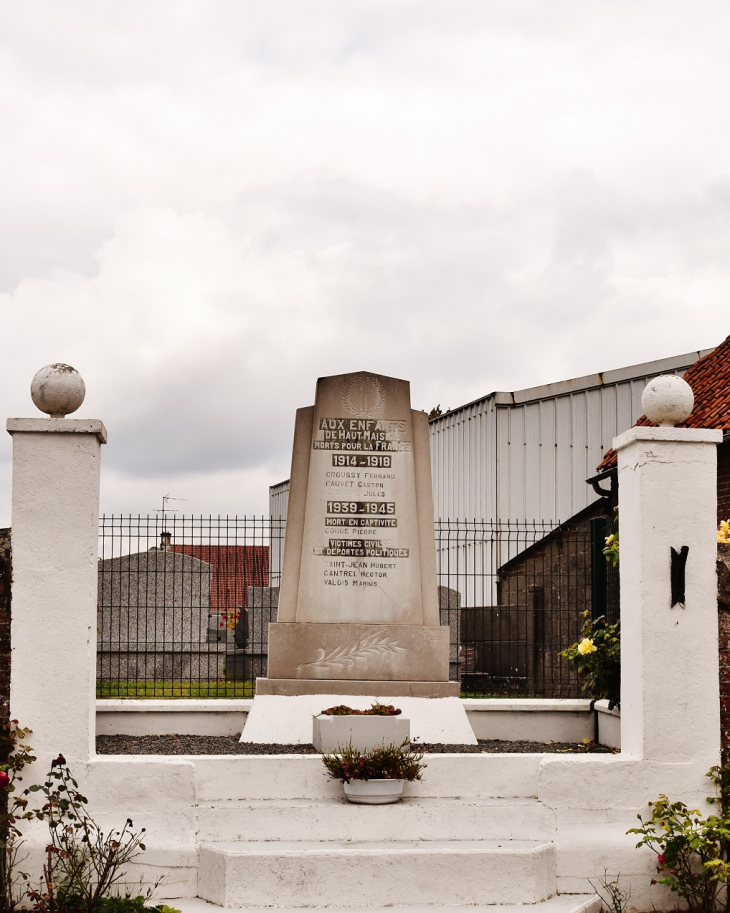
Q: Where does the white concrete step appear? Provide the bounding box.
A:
[197,839,557,908]
[197,797,555,843]
[193,754,543,802]
[161,895,601,913]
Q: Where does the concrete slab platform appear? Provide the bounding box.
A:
[240,695,476,745]
[158,894,601,913]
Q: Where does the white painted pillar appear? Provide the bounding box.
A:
[615,375,721,765]
[6,365,105,765]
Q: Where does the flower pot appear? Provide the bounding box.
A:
[343,778,405,805]
[313,715,410,754]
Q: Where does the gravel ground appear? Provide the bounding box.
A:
[96,735,618,755]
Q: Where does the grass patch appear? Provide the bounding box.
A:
[96,680,255,699]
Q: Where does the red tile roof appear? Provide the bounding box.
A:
[171,545,268,609]
[597,336,730,471]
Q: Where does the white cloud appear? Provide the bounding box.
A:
[2,1,730,525]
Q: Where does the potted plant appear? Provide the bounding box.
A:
[321,739,425,805]
[313,702,410,753]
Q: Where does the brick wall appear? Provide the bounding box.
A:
[718,441,730,524]
[0,530,10,723]
[719,604,730,766]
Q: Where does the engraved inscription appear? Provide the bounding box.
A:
[314,417,411,452]
[295,371,423,625]
[332,454,391,467]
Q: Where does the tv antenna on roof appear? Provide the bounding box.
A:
[155,494,186,544]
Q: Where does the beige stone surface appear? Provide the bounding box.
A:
[284,372,434,626]
[276,406,313,623]
[268,371,449,694]
[268,622,450,681]
[255,677,460,697]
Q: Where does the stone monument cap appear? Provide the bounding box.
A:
[30,364,86,418]
[641,374,694,427]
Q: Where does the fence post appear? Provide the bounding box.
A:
[590,517,608,620]
[6,366,105,765]
[615,375,721,765]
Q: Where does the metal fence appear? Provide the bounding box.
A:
[97,514,618,699]
[436,517,619,697]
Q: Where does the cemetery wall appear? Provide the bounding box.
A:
[0,529,9,723]
[719,602,730,765]
[717,544,730,763]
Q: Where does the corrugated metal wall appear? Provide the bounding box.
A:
[429,350,709,523]
[268,481,289,586]
[268,350,712,605]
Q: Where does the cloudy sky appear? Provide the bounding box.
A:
[1,1,730,525]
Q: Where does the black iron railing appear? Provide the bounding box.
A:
[97,514,617,699]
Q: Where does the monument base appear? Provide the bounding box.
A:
[241,693,476,744]
[267,622,450,681]
[256,677,459,698]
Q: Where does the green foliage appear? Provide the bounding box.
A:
[27,756,148,913]
[95,898,148,913]
[96,681,254,699]
[92,897,179,913]
[560,613,620,709]
[320,702,402,717]
[322,740,425,783]
[628,766,730,913]
[602,508,619,567]
[0,726,164,913]
[94,898,180,913]
[0,720,37,912]
[428,405,443,419]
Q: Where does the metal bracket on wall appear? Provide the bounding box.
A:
[671,546,689,608]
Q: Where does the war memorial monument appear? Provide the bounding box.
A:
[241,370,475,743]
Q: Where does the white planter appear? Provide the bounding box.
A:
[595,700,621,749]
[343,778,405,804]
[313,715,410,753]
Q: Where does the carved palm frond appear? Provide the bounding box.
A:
[296,629,405,673]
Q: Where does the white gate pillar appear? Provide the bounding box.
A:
[615,375,721,765]
[6,365,105,765]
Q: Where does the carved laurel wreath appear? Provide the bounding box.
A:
[296,628,405,674]
[341,373,385,417]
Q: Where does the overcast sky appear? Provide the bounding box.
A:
[2,1,730,526]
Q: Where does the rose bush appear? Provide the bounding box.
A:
[560,612,620,709]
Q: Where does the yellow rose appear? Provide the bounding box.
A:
[577,638,597,656]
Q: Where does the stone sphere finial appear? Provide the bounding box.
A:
[30,364,86,418]
[641,374,694,427]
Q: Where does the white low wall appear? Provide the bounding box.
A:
[595,700,621,749]
[97,700,251,737]
[97,698,603,744]
[466,699,595,743]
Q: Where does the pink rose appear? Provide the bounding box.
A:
[0,771,10,789]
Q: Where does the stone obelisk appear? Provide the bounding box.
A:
[258,370,457,697]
